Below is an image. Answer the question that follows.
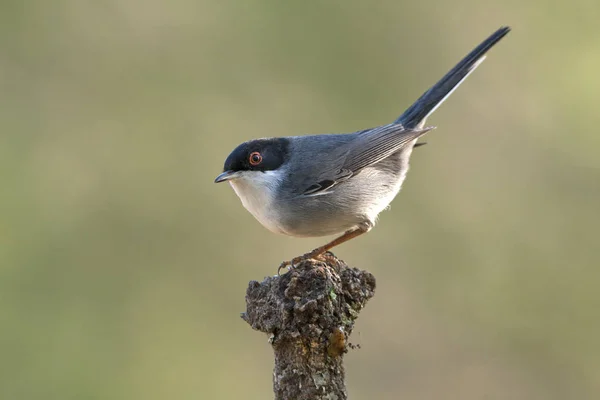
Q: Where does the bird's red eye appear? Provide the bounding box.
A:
[249,152,262,166]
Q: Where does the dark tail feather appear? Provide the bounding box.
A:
[396,26,510,128]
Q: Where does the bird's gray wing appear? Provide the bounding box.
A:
[341,123,433,173]
[300,123,432,196]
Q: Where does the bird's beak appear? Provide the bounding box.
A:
[214,170,242,183]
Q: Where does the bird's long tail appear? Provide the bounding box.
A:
[396,26,510,129]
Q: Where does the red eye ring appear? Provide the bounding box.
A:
[249,151,263,166]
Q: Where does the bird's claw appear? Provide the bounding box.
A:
[277,260,292,276]
[277,251,331,275]
[277,257,299,276]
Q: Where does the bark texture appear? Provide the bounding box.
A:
[242,254,376,400]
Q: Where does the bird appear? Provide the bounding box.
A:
[215,27,510,272]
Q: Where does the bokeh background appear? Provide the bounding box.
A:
[1,1,599,399]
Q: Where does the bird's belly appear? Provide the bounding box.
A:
[280,169,405,238]
[279,214,360,238]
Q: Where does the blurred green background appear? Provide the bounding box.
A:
[1,1,599,399]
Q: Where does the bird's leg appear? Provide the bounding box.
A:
[303,227,368,260]
[278,222,371,274]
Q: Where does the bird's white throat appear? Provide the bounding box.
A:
[228,170,287,235]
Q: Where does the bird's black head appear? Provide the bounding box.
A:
[214,138,290,183]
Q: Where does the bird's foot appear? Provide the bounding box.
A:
[316,251,338,265]
[277,250,336,275]
[277,255,308,275]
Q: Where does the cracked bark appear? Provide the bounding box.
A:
[241,254,376,400]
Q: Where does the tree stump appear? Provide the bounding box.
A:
[242,254,376,400]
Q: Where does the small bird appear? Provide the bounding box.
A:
[215,27,510,272]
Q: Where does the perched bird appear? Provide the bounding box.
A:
[215,27,510,272]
